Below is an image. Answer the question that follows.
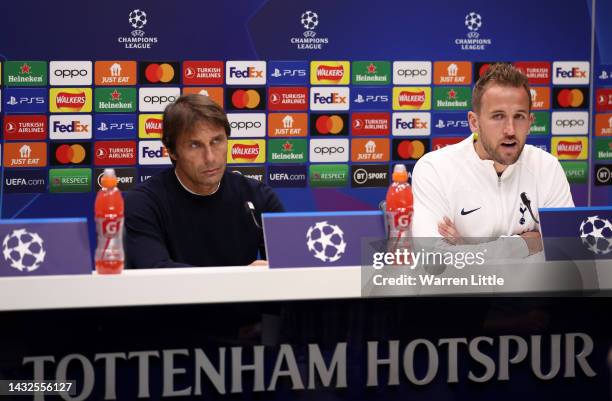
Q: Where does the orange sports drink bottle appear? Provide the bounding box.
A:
[385,164,414,252]
[94,168,124,274]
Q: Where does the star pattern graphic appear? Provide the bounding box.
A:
[20,63,31,74]
[111,89,122,101]
[367,63,377,74]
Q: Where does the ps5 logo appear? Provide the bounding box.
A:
[354,94,389,103]
[270,68,307,78]
[97,122,135,131]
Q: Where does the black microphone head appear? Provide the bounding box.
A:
[520,192,530,204]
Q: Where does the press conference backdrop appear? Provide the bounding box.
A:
[0,0,609,238]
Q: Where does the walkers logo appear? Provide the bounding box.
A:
[351,112,390,136]
[229,166,265,182]
[118,9,159,49]
[49,61,92,86]
[94,167,137,191]
[268,61,308,85]
[595,114,612,136]
[268,87,308,111]
[4,88,47,113]
[393,61,432,85]
[455,11,492,51]
[433,61,472,85]
[432,112,470,134]
[595,138,612,160]
[227,140,266,164]
[527,137,549,152]
[309,138,349,163]
[94,61,137,85]
[94,88,137,112]
[552,61,589,85]
[226,61,266,85]
[94,141,137,166]
[138,140,170,165]
[139,87,180,112]
[392,87,431,110]
[3,115,47,140]
[291,10,330,50]
[94,114,137,139]
[139,62,180,85]
[392,138,429,161]
[227,113,266,138]
[3,170,47,193]
[309,164,349,187]
[267,139,307,163]
[49,115,92,140]
[530,112,550,135]
[513,62,551,85]
[310,87,350,111]
[551,111,589,135]
[551,137,588,160]
[553,87,588,109]
[3,61,47,86]
[392,112,431,136]
[3,142,47,167]
[351,138,390,162]
[310,113,349,136]
[310,62,349,85]
[351,87,391,110]
[49,168,91,193]
[49,88,92,112]
[226,87,266,111]
[267,165,307,188]
[529,87,551,110]
[351,61,390,85]
[183,61,224,85]
[138,114,163,139]
[595,164,612,185]
[432,137,463,150]
[50,142,91,166]
[182,87,224,108]
[268,113,308,137]
[596,88,612,112]
[433,87,471,110]
[351,164,389,188]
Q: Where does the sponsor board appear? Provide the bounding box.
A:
[526,137,550,152]
[49,168,91,193]
[49,61,92,86]
[552,87,588,109]
[94,114,137,139]
[139,87,180,112]
[310,61,350,85]
[137,140,170,165]
[431,112,470,134]
[267,113,307,137]
[351,61,390,85]
[138,62,180,85]
[309,164,349,187]
[268,87,308,111]
[182,87,224,108]
[596,88,612,112]
[267,61,309,85]
[392,61,432,85]
[392,87,431,110]
[472,62,507,82]
[227,140,266,164]
[432,136,463,150]
[138,167,165,183]
[513,62,551,85]
[529,86,551,110]
[94,88,137,112]
[267,139,307,163]
[310,113,349,136]
[227,113,266,138]
[551,137,588,160]
[310,87,350,111]
[138,114,163,139]
[595,138,612,160]
[351,112,390,136]
[560,161,587,184]
[433,87,471,110]
[552,61,589,85]
[3,88,47,113]
[351,87,391,110]
[49,88,92,112]
[392,112,431,136]
[530,112,550,135]
[49,115,92,140]
[3,142,47,167]
[433,61,472,85]
[3,115,47,140]
[595,114,612,136]
[3,61,47,86]
[225,61,266,85]
[596,65,612,85]
[267,165,307,188]
[94,167,137,191]
[94,141,137,166]
[226,87,266,111]
[351,164,389,188]
[50,142,92,166]
[94,61,137,85]
[228,166,265,183]
[595,164,612,185]
[3,170,47,193]
[551,111,589,135]
[392,138,429,161]
[183,61,224,85]
[351,138,390,162]
[309,138,349,163]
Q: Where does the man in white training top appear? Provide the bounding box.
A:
[411,63,574,258]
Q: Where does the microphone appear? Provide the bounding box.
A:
[520,192,540,224]
[244,201,262,229]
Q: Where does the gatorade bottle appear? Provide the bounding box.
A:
[385,164,414,245]
[95,168,124,274]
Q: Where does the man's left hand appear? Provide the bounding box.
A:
[438,216,465,245]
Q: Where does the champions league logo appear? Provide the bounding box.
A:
[455,11,492,51]
[290,10,329,50]
[117,9,159,49]
[306,221,346,262]
[2,229,46,272]
[579,216,612,255]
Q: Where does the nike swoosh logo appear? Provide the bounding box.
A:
[460,207,481,216]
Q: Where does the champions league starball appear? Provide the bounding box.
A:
[579,215,612,255]
[465,12,482,31]
[2,229,46,272]
[301,11,319,30]
[306,221,346,262]
[129,9,148,29]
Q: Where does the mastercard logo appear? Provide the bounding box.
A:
[144,63,175,83]
[315,115,344,134]
[231,89,261,109]
[556,88,585,108]
[55,144,87,164]
[393,139,428,160]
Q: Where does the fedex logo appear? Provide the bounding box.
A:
[392,113,431,136]
[310,87,350,111]
[225,61,266,85]
[138,140,171,165]
[49,115,92,139]
[552,62,589,85]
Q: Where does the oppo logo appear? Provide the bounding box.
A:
[54,69,88,78]
[314,146,345,154]
[143,95,178,104]
[556,119,585,127]
[397,69,427,77]
[230,121,262,129]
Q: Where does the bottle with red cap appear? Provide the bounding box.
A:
[385,164,414,247]
[94,168,124,274]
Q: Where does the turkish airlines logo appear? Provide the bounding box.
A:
[3,115,47,140]
[351,112,390,136]
[513,61,550,85]
[49,115,92,140]
[268,87,308,111]
[183,61,224,85]
[226,61,266,85]
[94,141,137,166]
[227,113,266,137]
[310,87,350,111]
[551,112,589,135]
[596,89,612,112]
[552,61,589,85]
[49,61,92,86]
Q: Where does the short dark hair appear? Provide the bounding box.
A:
[472,63,532,113]
[162,94,230,155]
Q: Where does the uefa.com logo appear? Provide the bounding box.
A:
[117,9,158,49]
[455,11,492,51]
[290,10,329,50]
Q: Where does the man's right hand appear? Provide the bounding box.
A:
[520,231,543,255]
